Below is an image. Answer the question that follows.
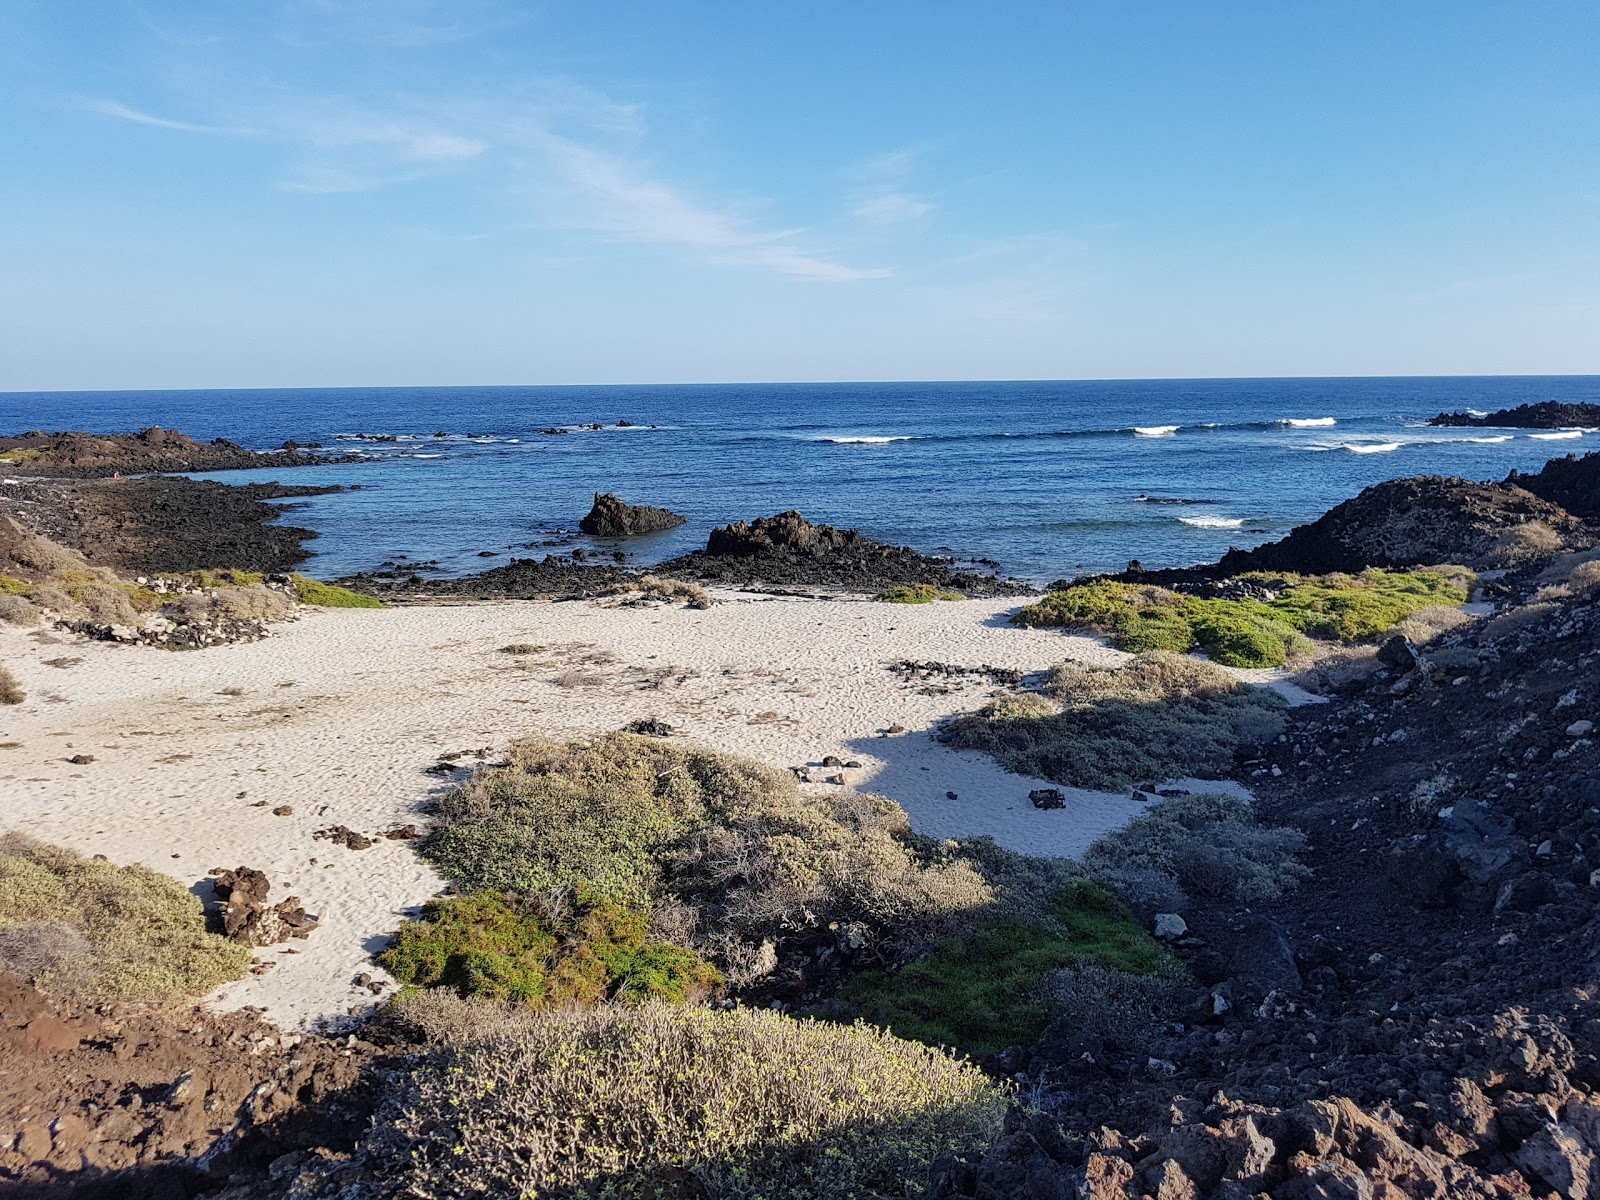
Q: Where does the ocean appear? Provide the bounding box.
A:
[3,376,1596,584]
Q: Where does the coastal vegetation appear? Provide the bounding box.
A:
[839,881,1174,1053]
[0,665,22,705]
[879,583,966,603]
[290,574,385,607]
[379,889,721,1007]
[369,1001,1006,1200]
[0,834,251,1000]
[940,651,1288,791]
[1014,568,1474,667]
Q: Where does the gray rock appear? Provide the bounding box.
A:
[1154,913,1188,940]
[1566,719,1594,737]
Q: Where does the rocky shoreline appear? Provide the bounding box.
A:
[0,427,359,477]
[1430,401,1600,429]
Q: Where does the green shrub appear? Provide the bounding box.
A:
[1083,792,1310,912]
[366,1003,1006,1200]
[292,575,384,607]
[878,584,965,604]
[424,735,993,982]
[182,568,265,588]
[0,834,251,1000]
[1015,569,1473,667]
[940,652,1287,792]
[380,889,721,1007]
[839,882,1175,1054]
[1035,961,1184,1050]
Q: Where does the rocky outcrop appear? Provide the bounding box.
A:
[578,493,686,537]
[658,510,1033,596]
[1208,474,1576,575]
[0,476,335,574]
[1518,451,1600,520]
[0,426,355,477]
[1430,401,1600,429]
[211,867,319,947]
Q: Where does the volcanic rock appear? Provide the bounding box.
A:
[578,493,687,537]
[1429,401,1600,429]
[0,426,354,477]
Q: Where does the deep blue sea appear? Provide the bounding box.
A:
[2,377,1597,584]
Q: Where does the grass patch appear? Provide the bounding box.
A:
[0,834,251,1000]
[366,1002,1006,1200]
[292,575,384,608]
[1015,568,1474,667]
[0,449,42,464]
[182,568,266,588]
[879,584,965,604]
[940,651,1287,792]
[839,881,1175,1055]
[380,889,721,1007]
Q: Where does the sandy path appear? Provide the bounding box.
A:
[0,592,1248,1028]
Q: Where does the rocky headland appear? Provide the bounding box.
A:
[1430,401,1600,429]
[0,427,356,477]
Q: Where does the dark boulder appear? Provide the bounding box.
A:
[1429,401,1600,429]
[704,510,864,558]
[578,493,687,537]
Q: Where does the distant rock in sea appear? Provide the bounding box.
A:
[1429,401,1600,429]
[578,493,687,537]
[0,425,356,477]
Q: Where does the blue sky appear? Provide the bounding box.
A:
[2,1,1597,389]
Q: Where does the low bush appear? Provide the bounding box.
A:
[599,574,711,608]
[0,666,23,705]
[292,575,384,608]
[1083,793,1310,913]
[879,584,965,603]
[940,652,1287,792]
[1015,569,1474,667]
[1488,522,1563,567]
[498,642,540,655]
[0,834,251,1000]
[366,1003,1006,1200]
[182,568,265,588]
[1035,961,1184,1050]
[838,882,1174,1054]
[380,889,721,1007]
[423,735,994,982]
[0,595,38,626]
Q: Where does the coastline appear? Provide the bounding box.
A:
[0,589,1237,1028]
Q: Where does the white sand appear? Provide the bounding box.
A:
[0,592,1253,1028]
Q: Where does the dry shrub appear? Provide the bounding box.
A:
[424,734,993,977]
[1083,793,1309,916]
[0,529,88,577]
[0,833,250,1000]
[1481,601,1561,642]
[1292,644,1380,694]
[0,666,23,705]
[203,584,297,622]
[1571,559,1600,594]
[1036,961,1185,1050]
[390,988,535,1046]
[0,595,41,626]
[76,584,140,626]
[24,587,72,614]
[602,574,711,608]
[941,652,1287,792]
[0,921,95,993]
[1488,522,1563,567]
[1392,604,1475,644]
[365,1003,1005,1200]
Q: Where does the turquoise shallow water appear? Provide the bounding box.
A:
[2,377,1596,583]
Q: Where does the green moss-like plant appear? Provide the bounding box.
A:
[840,882,1176,1054]
[1015,569,1472,667]
[291,575,384,608]
[380,889,721,1007]
[878,584,966,604]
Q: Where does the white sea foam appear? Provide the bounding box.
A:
[1132,425,1179,437]
[1530,431,1583,441]
[1344,441,1402,454]
[1466,435,1514,444]
[1467,408,1489,417]
[818,435,920,444]
[1281,417,1337,428]
[410,453,445,459]
[1178,515,1246,529]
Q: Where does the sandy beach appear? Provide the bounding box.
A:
[0,591,1257,1028]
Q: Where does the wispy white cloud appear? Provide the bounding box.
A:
[84,99,247,136]
[541,138,889,282]
[844,148,934,227]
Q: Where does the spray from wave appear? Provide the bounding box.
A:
[1178,515,1247,529]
